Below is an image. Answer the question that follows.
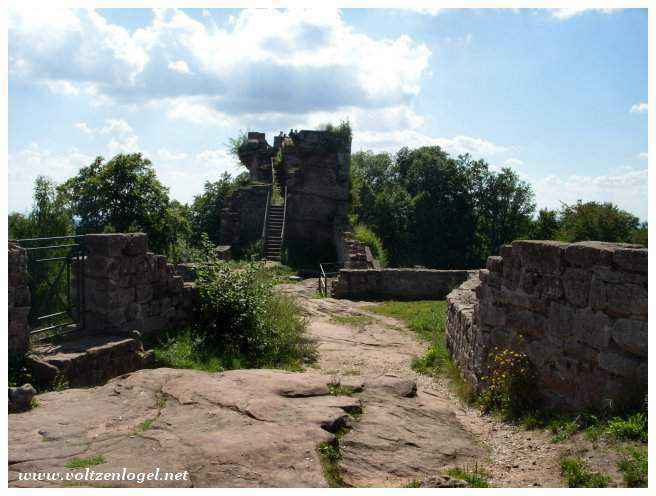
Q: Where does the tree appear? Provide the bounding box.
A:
[556,201,641,243]
[530,208,561,240]
[474,166,535,258]
[189,173,235,245]
[9,176,74,240]
[60,153,175,253]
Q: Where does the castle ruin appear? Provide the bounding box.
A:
[220,129,354,266]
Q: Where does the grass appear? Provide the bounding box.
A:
[366,300,446,342]
[560,457,611,488]
[330,314,373,328]
[617,447,648,488]
[65,455,106,469]
[519,409,648,445]
[135,418,156,434]
[327,384,358,397]
[446,464,491,488]
[149,293,316,373]
[318,441,345,487]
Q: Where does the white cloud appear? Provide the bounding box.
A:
[9,8,431,119]
[638,152,648,160]
[74,122,93,134]
[73,118,133,137]
[107,133,139,155]
[42,79,80,95]
[8,143,94,212]
[630,102,648,114]
[550,9,618,20]
[157,148,187,161]
[504,158,524,167]
[168,60,191,74]
[406,8,444,16]
[532,167,647,220]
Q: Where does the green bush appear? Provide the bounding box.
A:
[353,224,388,267]
[618,447,648,488]
[560,457,611,488]
[479,347,538,419]
[194,261,315,369]
[606,412,648,442]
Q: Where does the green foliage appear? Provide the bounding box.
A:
[65,455,106,469]
[479,347,538,419]
[353,224,388,266]
[60,153,180,253]
[549,417,580,443]
[446,464,491,488]
[530,208,560,240]
[411,345,448,375]
[556,200,642,244]
[367,300,446,342]
[560,457,611,488]
[618,447,648,488]
[349,147,535,268]
[194,261,316,369]
[327,384,358,396]
[320,119,352,144]
[318,441,345,487]
[152,329,225,372]
[228,130,248,159]
[9,176,74,240]
[606,412,648,442]
[9,353,33,388]
[188,173,235,245]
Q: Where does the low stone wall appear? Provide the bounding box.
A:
[332,268,476,300]
[446,240,648,412]
[84,233,195,336]
[8,242,31,354]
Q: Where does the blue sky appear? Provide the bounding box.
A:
[8,7,649,220]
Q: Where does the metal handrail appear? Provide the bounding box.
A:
[280,186,288,242]
[318,262,343,296]
[15,235,83,243]
[261,187,271,259]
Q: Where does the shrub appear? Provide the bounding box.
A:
[606,412,648,442]
[618,447,647,488]
[194,261,315,369]
[479,347,538,418]
[560,457,611,488]
[447,465,490,488]
[354,224,389,267]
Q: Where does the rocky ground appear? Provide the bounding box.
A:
[8,278,632,488]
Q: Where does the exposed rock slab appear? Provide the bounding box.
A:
[9,368,360,488]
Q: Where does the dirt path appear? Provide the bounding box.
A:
[279,279,570,488]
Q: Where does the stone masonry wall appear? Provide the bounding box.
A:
[8,242,31,354]
[332,268,476,300]
[445,240,648,412]
[84,233,195,336]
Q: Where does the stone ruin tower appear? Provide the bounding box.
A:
[220,129,353,266]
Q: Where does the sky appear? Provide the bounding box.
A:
[7,7,649,220]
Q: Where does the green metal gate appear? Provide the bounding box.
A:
[16,236,86,341]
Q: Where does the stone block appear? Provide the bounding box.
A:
[613,247,647,274]
[563,241,615,268]
[486,256,503,273]
[135,284,154,303]
[506,309,548,338]
[611,319,647,357]
[513,240,566,274]
[86,255,120,280]
[547,302,574,338]
[168,275,184,294]
[125,302,143,321]
[85,234,128,258]
[599,350,642,379]
[125,233,148,256]
[571,308,611,350]
[478,302,506,327]
[562,268,591,308]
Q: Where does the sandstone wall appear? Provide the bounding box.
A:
[84,233,195,336]
[446,240,648,412]
[219,184,269,252]
[332,268,476,300]
[8,242,31,354]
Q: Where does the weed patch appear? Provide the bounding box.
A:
[560,457,611,488]
[318,441,345,487]
[446,464,490,488]
[618,447,647,488]
[65,455,106,469]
